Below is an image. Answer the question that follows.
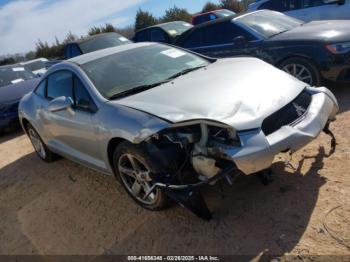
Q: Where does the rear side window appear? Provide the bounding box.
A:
[209,14,217,21]
[35,80,46,97]
[150,29,168,42]
[193,13,217,25]
[47,71,73,99]
[64,45,71,59]
[71,44,82,57]
[183,29,203,48]
[134,30,150,42]
[202,22,256,46]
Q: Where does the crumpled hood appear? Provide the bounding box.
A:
[115,58,306,130]
[270,20,350,43]
[0,78,40,104]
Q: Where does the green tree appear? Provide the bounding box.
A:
[202,2,221,13]
[161,6,192,23]
[63,31,78,43]
[0,57,16,66]
[35,39,51,58]
[220,0,244,13]
[88,23,116,36]
[88,26,102,36]
[25,51,36,60]
[134,9,158,31]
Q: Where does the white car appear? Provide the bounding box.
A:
[20,58,48,77]
[248,0,350,21]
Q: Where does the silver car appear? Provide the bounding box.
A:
[19,43,338,218]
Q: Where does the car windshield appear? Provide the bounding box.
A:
[0,66,36,88]
[215,9,236,17]
[160,22,193,36]
[23,60,46,71]
[82,44,210,99]
[236,11,303,38]
[78,33,132,54]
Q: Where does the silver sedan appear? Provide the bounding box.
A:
[19,43,338,217]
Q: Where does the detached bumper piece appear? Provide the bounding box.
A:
[147,163,238,220]
[225,86,339,175]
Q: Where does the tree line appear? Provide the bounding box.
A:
[0,0,254,66]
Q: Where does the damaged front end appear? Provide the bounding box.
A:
[142,120,243,220]
[139,87,339,220]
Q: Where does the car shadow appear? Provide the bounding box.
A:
[0,128,24,144]
[104,144,331,258]
[0,145,331,257]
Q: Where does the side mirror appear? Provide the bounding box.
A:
[48,96,73,112]
[233,36,247,47]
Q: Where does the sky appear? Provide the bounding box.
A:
[0,0,221,56]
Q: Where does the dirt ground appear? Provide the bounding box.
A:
[0,84,349,258]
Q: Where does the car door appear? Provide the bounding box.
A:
[42,70,102,169]
[184,22,261,58]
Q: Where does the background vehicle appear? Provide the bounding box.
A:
[192,9,236,25]
[64,32,132,59]
[20,58,48,77]
[133,21,193,44]
[248,0,350,21]
[19,43,338,218]
[175,10,350,86]
[0,65,39,132]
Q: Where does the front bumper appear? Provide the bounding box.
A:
[224,87,339,175]
[0,111,19,130]
[321,52,350,83]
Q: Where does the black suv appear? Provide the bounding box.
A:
[175,10,350,86]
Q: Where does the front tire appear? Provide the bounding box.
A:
[113,141,170,211]
[26,123,58,162]
[279,57,321,86]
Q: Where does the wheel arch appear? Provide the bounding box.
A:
[275,54,322,86]
[20,118,30,134]
[107,137,130,173]
[276,54,319,70]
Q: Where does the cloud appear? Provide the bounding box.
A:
[0,0,144,55]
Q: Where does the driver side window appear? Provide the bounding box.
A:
[46,70,96,112]
[74,76,95,112]
[47,71,73,100]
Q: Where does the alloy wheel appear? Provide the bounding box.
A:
[28,128,46,159]
[282,63,313,85]
[118,153,158,205]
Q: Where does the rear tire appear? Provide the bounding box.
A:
[26,123,58,162]
[279,57,321,86]
[113,141,170,211]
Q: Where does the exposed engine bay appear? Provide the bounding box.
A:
[143,118,336,220]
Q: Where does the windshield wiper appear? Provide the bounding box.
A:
[166,66,206,81]
[108,80,171,100]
